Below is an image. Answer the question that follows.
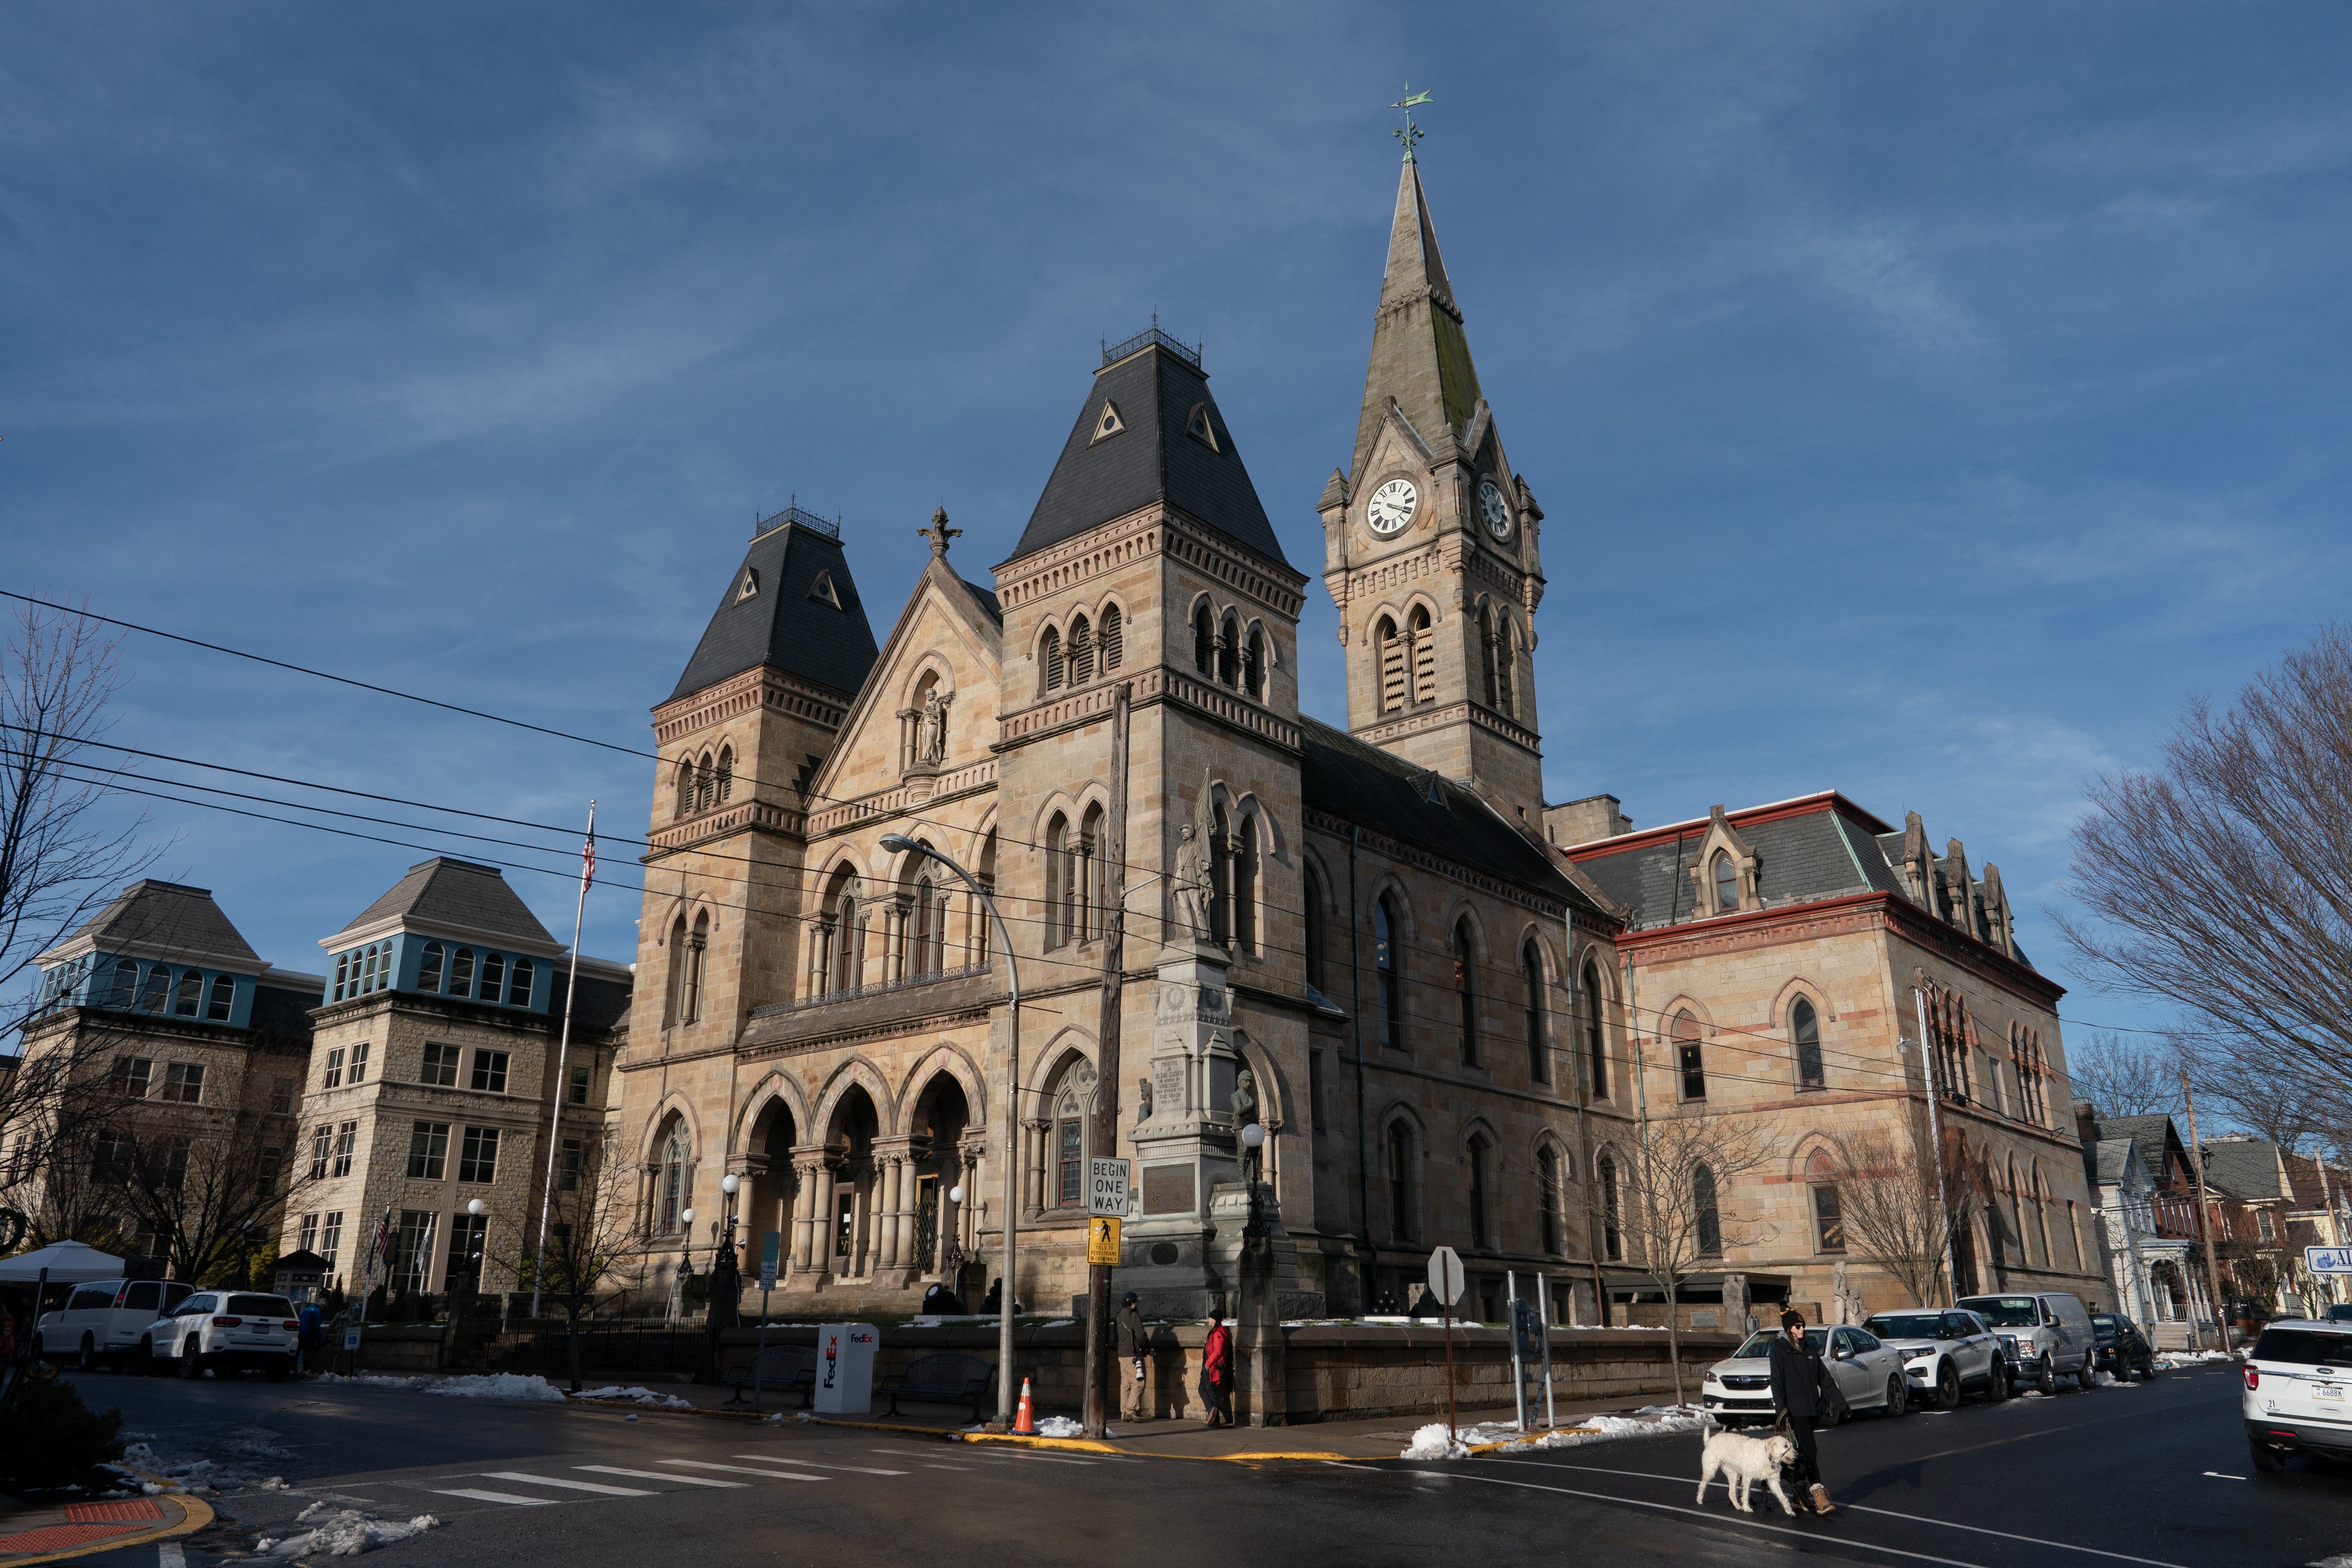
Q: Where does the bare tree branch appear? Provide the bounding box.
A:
[488,1137,631,1392]
[2065,1033,2181,1120]
[1830,1118,1993,1307]
[1615,1107,1778,1407]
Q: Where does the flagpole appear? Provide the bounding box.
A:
[532,800,596,1320]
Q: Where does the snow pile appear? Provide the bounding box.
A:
[1029,1416,1084,1438]
[116,1441,283,1494]
[572,1386,694,1409]
[420,1373,567,1403]
[1404,1408,1708,1460]
[1402,1423,1472,1460]
[2156,1350,2233,1368]
[256,1501,441,1558]
[309,1372,431,1391]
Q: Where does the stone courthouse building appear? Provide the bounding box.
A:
[612,157,2106,1328]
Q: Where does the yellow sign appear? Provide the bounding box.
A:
[1087,1216,1122,1266]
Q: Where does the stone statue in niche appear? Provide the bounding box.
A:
[919,688,948,764]
[1136,1077,1153,1124]
[1230,1068,1257,1126]
[1172,825,1213,940]
[1832,1258,1852,1325]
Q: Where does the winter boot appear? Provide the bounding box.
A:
[1809,1484,1837,1516]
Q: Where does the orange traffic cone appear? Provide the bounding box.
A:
[1013,1376,1036,1435]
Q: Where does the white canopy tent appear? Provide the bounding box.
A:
[0,1241,125,1284]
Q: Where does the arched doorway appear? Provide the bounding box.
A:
[744,1099,797,1274]
[825,1086,880,1279]
[908,1073,973,1292]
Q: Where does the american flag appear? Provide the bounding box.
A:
[369,1210,392,1266]
[582,828,596,889]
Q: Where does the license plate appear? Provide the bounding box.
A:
[2317,1385,2343,1401]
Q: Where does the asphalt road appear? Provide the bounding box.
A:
[46,1360,2337,1568]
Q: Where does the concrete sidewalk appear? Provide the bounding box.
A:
[0,1489,210,1567]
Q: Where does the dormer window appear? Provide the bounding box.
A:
[736,567,760,602]
[1184,402,1219,450]
[1091,401,1125,443]
[1713,851,1738,912]
[806,570,842,609]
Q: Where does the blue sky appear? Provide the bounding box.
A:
[7,2,2349,1044]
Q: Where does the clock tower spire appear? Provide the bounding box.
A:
[1318,158,1547,822]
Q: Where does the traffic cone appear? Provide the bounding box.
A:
[1013,1376,1036,1434]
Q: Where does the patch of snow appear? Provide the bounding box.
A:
[420,1373,567,1403]
[571,1385,694,1409]
[2304,1555,2352,1568]
[1042,1320,1075,1328]
[1030,1416,1085,1438]
[1406,1408,1709,1460]
[256,1501,441,1558]
[1403,1422,1471,1460]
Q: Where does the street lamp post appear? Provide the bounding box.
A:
[882,832,1020,1427]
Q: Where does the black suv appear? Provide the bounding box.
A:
[2090,1312,2157,1382]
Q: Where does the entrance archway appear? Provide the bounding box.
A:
[825,1087,880,1278]
[908,1073,973,1285]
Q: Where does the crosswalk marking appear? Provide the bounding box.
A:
[924,1464,975,1471]
[962,1449,1098,1466]
[660,1459,827,1481]
[576,1466,745,1489]
[481,1471,652,1496]
[432,1488,559,1506]
[731,1455,908,1476]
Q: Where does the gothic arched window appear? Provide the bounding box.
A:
[1243,624,1265,699]
[1713,850,1738,912]
[1694,1164,1722,1256]
[1538,1144,1563,1254]
[1674,1009,1706,1100]
[1100,603,1124,671]
[1387,1121,1414,1241]
[1480,606,1500,708]
[1078,804,1105,944]
[1468,1134,1491,1246]
[1050,1058,1097,1208]
[716,746,733,805]
[1408,606,1436,703]
[1523,940,1546,1083]
[659,1122,689,1236]
[1046,813,1073,949]
[682,914,708,1022]
[1068,614,1094,686]
[1042,626,1064,692]
[1217,614,1240,688]
[1793,997,1825,1090]
[1374,896,1402,1049]
[1453,919,1479,1066]
[1193,603,1215,675]
[1598,1152,1622,1261]
[1377,616,1407,713]
[1809,1149,1844,1253]
[1230,813,1259,954]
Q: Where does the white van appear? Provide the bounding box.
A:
[33,1278,197,1370]
[1956,1291,2099,1394]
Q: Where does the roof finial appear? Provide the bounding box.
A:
[919,506,962,558]
[1391,83,1432,163]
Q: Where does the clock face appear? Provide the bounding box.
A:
[1479,478,1513,538]
[1368,478,1419,535]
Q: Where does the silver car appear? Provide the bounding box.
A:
[1861,1308,2011,1408]
[1701,1325,1911,1426]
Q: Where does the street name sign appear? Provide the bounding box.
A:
[1087,1157,1133,1217]
[1427,1245,1466,1306]
[2309,1246,2352,1275]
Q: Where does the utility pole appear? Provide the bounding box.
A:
[2179,1069,2234,1355]
[1083,684,1131,1439]
[1914,987,1958,1303]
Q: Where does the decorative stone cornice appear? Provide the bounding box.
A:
[653,665,851,747]
[649,798,809,852]
[991,504,1306,619]
[805,758,998,840]
[996,666,1302,754]
[1350,700,1540,757]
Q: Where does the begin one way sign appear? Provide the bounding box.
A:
[1087,1157,1132,1218]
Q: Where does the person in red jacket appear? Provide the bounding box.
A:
[1199,1316,1233,1428]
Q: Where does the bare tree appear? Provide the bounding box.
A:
[2066,1033,2180,1120]
[1829,1121,1993,1308]
[1616,1107,1778,1407]
[102,1097,314,1284]
[491,1138,633,1392]
[2057,624,2352,1120]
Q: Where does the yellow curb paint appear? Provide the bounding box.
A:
[2,1478,214,1568]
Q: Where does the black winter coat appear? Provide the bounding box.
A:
[1768,1335,1837,1427]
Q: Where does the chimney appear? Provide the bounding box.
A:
[2073,1098,2100,1145]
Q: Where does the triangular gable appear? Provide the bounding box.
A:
[806,557,1005,808]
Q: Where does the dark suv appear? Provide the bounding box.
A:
[2090,1312,2156,1382]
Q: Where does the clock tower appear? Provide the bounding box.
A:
[1318,159,1547,823]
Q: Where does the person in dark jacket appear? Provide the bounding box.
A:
[1766,1309,1839,1516]
[1115,1293,1151,1422]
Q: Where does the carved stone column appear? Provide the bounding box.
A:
[1023,1119,1050,1219]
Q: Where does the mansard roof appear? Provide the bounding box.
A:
[40,879,263,971]
[1008,333,1287,567]
[1299,718,1600,914]
[1568,794,1904,930]
[668,513,880,704]
[327,857,558,953]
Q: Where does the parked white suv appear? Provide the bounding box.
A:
[1862,1308,2012,1408]
[32,1278,196,1371]
[2245,1318,2352,1473]
[145,1291,301,1380]
[1957,1292,2099,1395]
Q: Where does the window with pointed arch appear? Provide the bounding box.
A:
[1376,615,1408,713]
[657,1122,690,1236]
[1050,1058,1097,1209]
[1537,1143,1564,1254]
[1693,1164,1722,1257]
[673,758,694,820]
[1582,961,1608,1100]
[1468,1133,1492,1246]
[1068,614,1095,686]
[1229,812,1260,954]
[1808,1149,1844,1253]
[1209,804,1233,948]
[1453,919,1479,1066]
[680,914,708,1023]
[696,753,716,814]
[1216,612,1240,688]
[1243,624,1265,699]
[1792,997,1825,1090]
[819,867,862,996]
[973,832,998,965]
[1408,606,1436,703]
[715,746,733,805]
[1674,1010,1706,1100]
[1193,602,1216,676]
[1598,1151,1623,1261]
[1522,941,1546,1083]
[1046,813,1074,949]
[1712,851,1739,912]
[1303,864,1329,992]
[1386,1121,1414,1242]
[1042,625,1065,692]
[1100,604,1124,671]
[909,852,949,978]
[1078,803,1106,944]
[1374,895,1402,1049]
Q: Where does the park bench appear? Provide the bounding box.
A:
[725,1343,817,1407]
[880,1351,997,1422]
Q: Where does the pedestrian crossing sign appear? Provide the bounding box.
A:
[1087,1216,1122,1266]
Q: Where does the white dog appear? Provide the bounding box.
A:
[1695,1415,1799,1516]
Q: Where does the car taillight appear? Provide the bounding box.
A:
[282,1320,300,1331]
[212,1316,243,1328]
[2244,1367,2259,1390]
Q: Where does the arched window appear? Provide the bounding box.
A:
[1590,964,1609,1100]
[449,946,476,998]
[1493,617,1515,716]
[1050,1058,1097,1208]
[1302,864,1328,991]
[1538,1144,1563,1254]
[682,914,708,1023]
[1674,1010,1706,1100]
[1713,851,1738,912]
[1377,616,1407,713]
[1210,804,1233,948]
[910,856,948,978]
[1375,896,1401,1049]
[674,759,694,820]
[173,968,205,1017]
[658,1123,689,1235]
[418,941,445,993]
[1042,626,1064,691]
[716,746,733,805]
[1694,1165,1722,1257]
[1480,607,1500,708]
[696,753,715,814]
[1598,1152,1622,1261]
[974,833,997,965]
[826,872,863,993]
[480,950,508,1003]
[1068,614,1094,686]
[1523,941,1546,1083]
[1468,1134,1492,1246]
[1387,1122,1414,1241]
[205,973,236,1021]
[1453,919,1479,1066]
[508,958,534,1007]
[1193,603,1215,675]
[1408,606,1436,703]
[1792,998,1824,1090]
[139,964,171,1012]
[1243,624,1265,699]
[105,957,139,1008]
[1046,813,1072,949]
[1230,814,1259,954]
[1078,804,1106,944]
[1217,613,1240,687]
[1100,604,1124,671]
[1808,1149,1844,1253]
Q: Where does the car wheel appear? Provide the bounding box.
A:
[138,1337,160,1376]
[2080,1352,2099,1390]
[2034,1356,2055,1395]
[1985,1359,2011,1401]
[1936,1361,1961,1409]
[2250,1437,2287,1474]
[77,1335,97,1373]
[178,1342,204,1380]
[1884,1375,1907,1418]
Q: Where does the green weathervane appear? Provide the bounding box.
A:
[1392,84,1432,163]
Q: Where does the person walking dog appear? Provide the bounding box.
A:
[1767,1309,1842,1516]
[1116,1292,1151,1422]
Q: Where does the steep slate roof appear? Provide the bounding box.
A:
[2096,1115,2185,1182]
[1299,718,1600,914]
[1351,160,1484,485]
[2092,1139,2140,1184]
[51,880,263,969]
[2201,1139,2288,1201]
[668,518,880,703]
[1570,799,1901,930]
[960,576,1003,624]
[1008,338,1287,567]
[330,858,558,949]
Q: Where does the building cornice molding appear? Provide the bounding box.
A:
[318,916,565,961]
[652,664,854,748]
